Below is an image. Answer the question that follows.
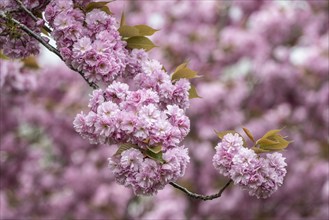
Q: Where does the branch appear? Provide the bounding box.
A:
[13,0,52,33]
[170,179,232,201]
[14,0,39,21]
[0,12,98,89]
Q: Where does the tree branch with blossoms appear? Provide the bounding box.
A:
[0,0,291,201]
[0,12,98,89]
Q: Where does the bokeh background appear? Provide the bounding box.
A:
[1,0,328,219]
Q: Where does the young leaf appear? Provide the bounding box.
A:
[243,127,255,142]
[126,36,157,51]
[22,56,39,69]
[147,145,162,154]
[261,129,282,139]
[255,129,292,153]
[134,25,158,36]
[251,147,270,154]
[257,138,279,147]
[171,65,198,81]
[119,25,140,38]
[85,1,113,14]
[144,148,164,163]
[114,143,136,156]
[189,85,201,99]
[120,11,126,27]
[175,62,188,72]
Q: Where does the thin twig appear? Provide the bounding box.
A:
[0,12,60,57]
[0,12,98,89]
[169,179,232,201]
[13,0,52,33]
[14,0,39,21]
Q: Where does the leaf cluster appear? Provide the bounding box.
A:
[119,12,158,51]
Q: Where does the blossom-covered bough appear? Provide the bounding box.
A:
[0,0,291,201]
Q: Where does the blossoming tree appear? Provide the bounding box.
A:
[3,0,327,219]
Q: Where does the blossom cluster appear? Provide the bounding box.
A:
[73,52,191,194]
[45,0,128,83]
[109,147,189,195]
[0,0,46,58]
[212,133,287,199]
[73,81,190,149]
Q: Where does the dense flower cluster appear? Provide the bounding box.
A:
[213,133,287,199]
[73,52,191,194]
[0,0,46,58]
[109,147,189,195]
[45,0,128,83]
[0,59,36,93]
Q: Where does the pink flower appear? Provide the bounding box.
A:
[73,37,92,56]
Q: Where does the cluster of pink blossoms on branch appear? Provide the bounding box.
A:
[0,0,47,58]
[73,50,191,195]
[213,133,287,199]
[45,0,128,83]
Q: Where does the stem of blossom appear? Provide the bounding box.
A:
[169,179,232,201]
[0,12,98,89]
[13,0,52,33]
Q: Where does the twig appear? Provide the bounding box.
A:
[169,179,233,201]
[13,0,52,33]
[0,12,98,89]
[14,0,39,21]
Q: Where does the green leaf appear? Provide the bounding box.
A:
[243,127,255,142]
[114,143,136,157]
[171,64,199,81]
[126,36,157,51]
[147,145,162,154]
[85,1,113,14]
[261,129,282,139]
[99,6,112,15]
[255,129,292,153]
[22,56,39,69]
[120,11,126,27]
[251,147,271,154]
[189,85,201,99]
[262,136,291,151]
[144,148,164,163]
[257,138,279,147]
[175,62,188,72]
[119,25,140,38]
[134,25,158,36]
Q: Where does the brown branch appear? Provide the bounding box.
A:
[0,12,98,89]
[13,0,52,33]
[170,179,233,201]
